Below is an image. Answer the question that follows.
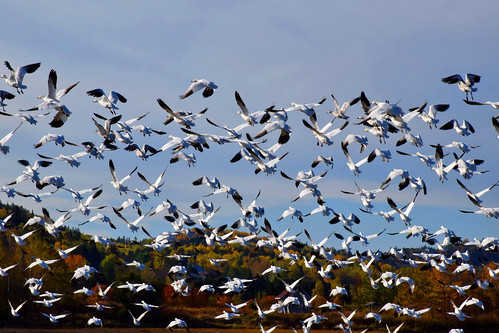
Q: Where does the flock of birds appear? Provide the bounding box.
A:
[0,60,498,333]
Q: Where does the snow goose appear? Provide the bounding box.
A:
[303,312,328,326]
[433,141,479,154]
[87,88,127,114]
[492,116,499,138]
[463,297,484,310]
[7,159,52,185]
[26,256,60,271]
[34,133,77,148]
[136,169,165,197]
[328,93,360,119]
[114,112,148,133]
[129,310,150,326]
[258,323,278,333]
[302,118,348,146]
[87,317,103,327]
[170,151,197,167]
[460,204,499,219]
[60,188,105,216]
[167,318,191,332]
[260,264,286,276]
[157,98,206,128]
[311,155,334,168]
[9,228,40,246]
[364,312,382,324]
[34,174,66,190]
[179,79,217,99]
[441,73,481,100]
[52,244,79,259]
[125,260,152,271]
[74,286,97,296]
[341,181,387,211]
[60,185,102,204]
[125,144,159,160]
[318,300,341,310]
[224,301,249,313]
[0,89,15,110]
[344,226,385,247]
[22,69,79,127]
[396,132,423,147]
[367,148,392,163]
[41,312,71,323]
[214,311,240,320]
[197,284,215,294]
[363,122,397,143]
[285,97,326,123]
[131,123,166,136]
[396,149,436,168]
[331,285,348,297]
[447,299,471,321]
[341,141,370,176]
[387,106,421,132]
[343,133,368,153]
[150,199,179,218]
[415,103,450,128]
[205,117,250,139]
[338,309,356,326]
[0,110,51,125]
[37,151,88,168]
[485,265,499,280]
[0,263,18,276]
[234,91,276,125]
[245,148,288,175]
[278,275,304,293]
[253,117,292,144]
[395,276,415,294]
[379,302,403,314]
[386,192,419,225]
[39,291,64,300]
[441,282,472,295]
[1,61,41,93]
[34,297,62,307]
[0,122,22,155]
[439,118,475,136]
[9,300,28,317]
[453,153,487,180]
[133,300,160,311]
[329,212,361,227]
[92,113,123,144]
[113,207,152,233]
[464,99,499,109]
[109,159,137,195]
[234,90,262,125]
[278,206,304,222]
[386,322,404,333]
[432,144,458,182]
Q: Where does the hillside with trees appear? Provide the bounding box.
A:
[1,201,498,332]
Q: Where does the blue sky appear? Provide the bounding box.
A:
[1,1,498,251]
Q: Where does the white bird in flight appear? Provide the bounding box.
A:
[9,299,27,317]
[441,73,481,100]
[179,79,218,99]
[87,88,127,114]
[22,69,79,128]
[41,312,71,323]
[0,89,15,110]
[0,122,22,155]
[1,60,41,93]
